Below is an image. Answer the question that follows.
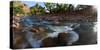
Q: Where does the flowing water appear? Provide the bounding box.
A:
[13,16,97,48]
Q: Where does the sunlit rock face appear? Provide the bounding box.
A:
[13,1,31,16]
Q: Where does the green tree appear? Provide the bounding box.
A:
[13,6,23,16]
[11,1,31,16]
[45,3,57,13]
[44,3,74,13]
[30,3,45,15]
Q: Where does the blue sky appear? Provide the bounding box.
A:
[22,1,46,8]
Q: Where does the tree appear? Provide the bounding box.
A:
[30,3,45,15]
[44,3,74,13]
[45,3,58,13]
[13,6,23,16]
[11,1,31,16]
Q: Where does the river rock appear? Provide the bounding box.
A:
[42,37,57,47]
[57,32,69,46]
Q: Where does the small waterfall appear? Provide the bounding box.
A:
[47,25,79,45]
[25,31,42,48]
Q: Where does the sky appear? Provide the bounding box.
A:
[22,1,46,8]
[22,1,79,9]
